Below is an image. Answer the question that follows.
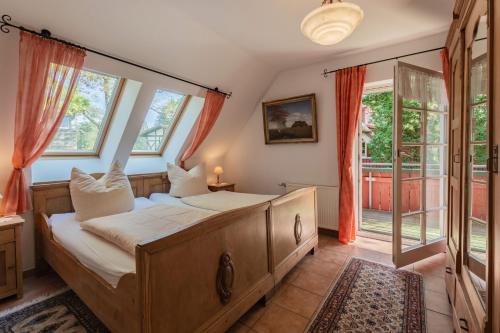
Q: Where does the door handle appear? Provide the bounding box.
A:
[459,318,469,331]
[453,153,460,163]
[445,266,452,274]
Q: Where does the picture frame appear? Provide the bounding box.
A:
[262,93,318,144]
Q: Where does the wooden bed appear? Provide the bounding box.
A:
[31,172,318,333]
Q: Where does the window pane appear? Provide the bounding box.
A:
[426,178,446,210]
[426,146,447,177]
[426,209,445,243]
[471,144,488,182]
[402,213,421,250]
[46,70,120,153]
[401,146,422,179]
[469,219,487,263]
[132,90,185,153]
[426,112,447,144]
[470,182,488,222]
[471,104,487,142]
[402,109,422,143]
[401,180,422,214]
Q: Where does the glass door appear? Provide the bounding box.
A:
[393,62,448,268]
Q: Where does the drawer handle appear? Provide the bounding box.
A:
[294,214,302,245]
[445,266,452,274]
[216,252,234,305]
[459,318,469,332]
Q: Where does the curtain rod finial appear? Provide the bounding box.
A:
[40,29,51,38]
[323,69,329,78]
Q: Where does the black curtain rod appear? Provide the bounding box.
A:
[322,45,445,77]
[0,14,232,98]
[322,37,488,77]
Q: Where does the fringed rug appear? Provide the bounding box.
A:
[307,257,426,333]
[0,289,109,332]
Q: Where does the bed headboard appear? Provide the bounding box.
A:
[31,172,170,216]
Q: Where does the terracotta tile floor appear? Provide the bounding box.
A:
[0,235,453,332]
[229,234,454,333]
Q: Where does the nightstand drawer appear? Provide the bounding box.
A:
[0,229,15,245]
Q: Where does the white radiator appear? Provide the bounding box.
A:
[283,183,339,231]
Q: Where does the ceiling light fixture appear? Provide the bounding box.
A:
[301,0,364,46]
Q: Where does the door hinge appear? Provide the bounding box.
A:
[488,144,498,174]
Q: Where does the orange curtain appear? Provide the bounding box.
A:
[336,65,367,244]
[1,32,86,215]
[180,90,226,168]
[440,48,451,103]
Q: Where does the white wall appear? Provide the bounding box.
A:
[223,33,447,201]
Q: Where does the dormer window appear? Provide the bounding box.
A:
[132,90,188,155]
[45,69,123,156]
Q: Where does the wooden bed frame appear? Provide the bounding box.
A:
[31,172,318,333]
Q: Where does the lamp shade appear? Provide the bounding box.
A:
[213,166,224,175]
[301,1,364,46]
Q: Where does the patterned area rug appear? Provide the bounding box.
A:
[307,257,426,333]
[0,289,109,332]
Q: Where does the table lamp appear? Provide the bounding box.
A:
[214,166,224,184]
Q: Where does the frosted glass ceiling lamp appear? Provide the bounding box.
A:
[301,0,364,46]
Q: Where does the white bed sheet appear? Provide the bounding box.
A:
[49,197,155,288]
[149,193,218,211]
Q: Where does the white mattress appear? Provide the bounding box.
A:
[149,192,279,212]
[49,197,155,288]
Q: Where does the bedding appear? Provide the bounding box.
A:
[167,163,210,197]
[70,161,135,221]
[49,197,154,287]
[150,191,279,212]
[80,203,217,255]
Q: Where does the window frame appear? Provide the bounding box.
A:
[43,70,126,157]
[131,94,191,156]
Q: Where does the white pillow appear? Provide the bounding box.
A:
[167,163,210,198]
[70,161,135,221]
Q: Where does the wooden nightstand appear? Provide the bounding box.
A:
[208,183,235,192]
[0,215,24,299]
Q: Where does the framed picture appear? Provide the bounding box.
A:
[262,94,318,144]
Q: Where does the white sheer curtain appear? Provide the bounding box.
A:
[398,63,448,111]
[471,54,488,100]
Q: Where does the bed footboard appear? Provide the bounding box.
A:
[136,203,273,333]
[270,187,318,283]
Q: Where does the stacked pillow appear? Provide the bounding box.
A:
[167,163,210,198]
[70,161,135,221]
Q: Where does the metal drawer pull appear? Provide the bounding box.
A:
[216,252,234,305]
[459,318,469,332]
[294,214,303,245]
[445,266,452,274]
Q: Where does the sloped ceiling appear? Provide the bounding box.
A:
[0,0,453,173]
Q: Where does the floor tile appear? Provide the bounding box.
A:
[252,303,309,333]
[425,290,452,316]
[239,303,266,327]
[288,270,333,296]
[424,274,447,295]
[272,284,322,319]
[298,257,341,279]
[426,310,454,332]
[227,322,255,333]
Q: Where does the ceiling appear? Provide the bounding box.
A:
[1,0,454,73]
[173,0,454,70]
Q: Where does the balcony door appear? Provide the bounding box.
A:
[393,62,448,268]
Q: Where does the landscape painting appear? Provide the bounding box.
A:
[262,94,318,144]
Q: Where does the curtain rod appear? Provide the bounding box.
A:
[0,14,232,98]
[322,37,488,78]
[321,45,445,77]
